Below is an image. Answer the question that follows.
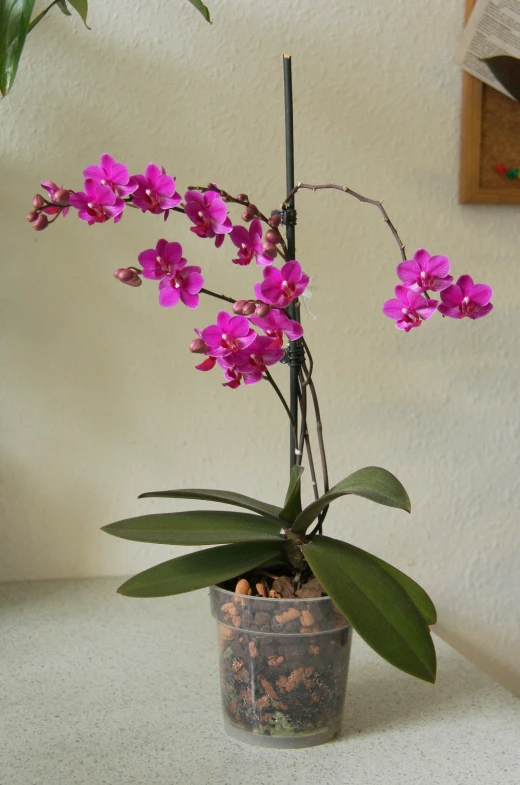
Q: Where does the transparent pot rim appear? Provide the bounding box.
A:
[209,585,351,636]
[211,584,339,605]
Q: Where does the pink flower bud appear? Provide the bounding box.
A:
[255,303,272,318]
[27,210,39,223]
[114,267,142,287]
[241,301,256,316]
[232,299,249,314]
[32,214,49,231]
[189,338,208,354]
[242,204,257,222]
[52,188,71,206]
[262,243,277,260]
[265,229,282,245]
[32,194,45,209]
[268,213,281,228]
[236,193,249,202]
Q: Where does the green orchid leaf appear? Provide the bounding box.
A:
[482,56,520,102]
[138,488,282,524]
[0,0,36,96]
[187,0,211,23]
[67,0,89,28]
[57,1,71,16]
[347,543,437,625]
[117,540,283,598]
[291,466,411,534]
[301,535,436,683]
[102,510,283,546]
[280,465,304,524]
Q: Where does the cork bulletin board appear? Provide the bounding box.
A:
[460,0,520,204]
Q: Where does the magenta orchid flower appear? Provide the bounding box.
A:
[438,276,493,320]
[184,190,232,248]
[221,335,284,371]
[397,249,453,293]
[250,308,303,347]
[138,239,186,280]
[217,337,285,388]
[198,311,257,358]
[254,261,310,308]
[69,179,125,225]
[382,286,438,331]
[158,265,204,308]
[41,181,70,217]
[130,163,181,218]
[221,367,245,389]
[230,219,273,266]
[83,154,137,198]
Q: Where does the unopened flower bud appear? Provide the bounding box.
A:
[236,193,248,203]
[255,303,272,318]
[189,338,208,354]
[52,188,70,206]
[242,204,257,222]
[233,299,248,314]
[266,229,282,245]
[32,214,49,231]
[27,210,39,223]
[32,194,45,209]
[268,212,281,228]
[241,301,256,316]
[114,267,142,287]
[262,243,277,260]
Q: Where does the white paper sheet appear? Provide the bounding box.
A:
[455,0,520,100]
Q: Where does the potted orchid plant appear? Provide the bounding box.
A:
[26,109,493,745]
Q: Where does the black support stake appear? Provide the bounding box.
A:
[283,54,301,473]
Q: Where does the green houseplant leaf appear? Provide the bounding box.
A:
[117,540,284,598]
[56,1,72,16]
[301,535,436,682]
[187,0,211,23]
[0,0,36,96]
[138,488,282,524]
[279,465,304,523]
[102,510,283,545]
[67,0,90,28]
[482,55,520,102]
[291,466,411,534]
[347,542,437,625]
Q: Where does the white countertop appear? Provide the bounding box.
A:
[1,578,518,785]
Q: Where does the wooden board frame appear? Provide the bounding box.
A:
[460,0,520,204]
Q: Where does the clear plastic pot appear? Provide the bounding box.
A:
[210,585,352,748]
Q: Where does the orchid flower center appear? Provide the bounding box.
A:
[280,279,295,297]
[221,332,237,351]
[460,296,474,315]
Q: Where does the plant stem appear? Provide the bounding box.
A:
[264,369,297,445]
[28,0,62,33]
[283,183,407,261]
[200,288,236,305]
[297,368,320,501]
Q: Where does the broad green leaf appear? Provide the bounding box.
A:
[0,0,36,96]
[187,0,211,24]
[138,488,282,524]
[280,465,304,523]
[117,540,283,598]
[347,543,437,625]
[482,56,520,102]
[57,1,72,16]
[291,466,411,534]
[67,0,89,27]
[301,536,436,683]
[102,510,283,546]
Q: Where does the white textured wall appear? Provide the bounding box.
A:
[1,0,519,695]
